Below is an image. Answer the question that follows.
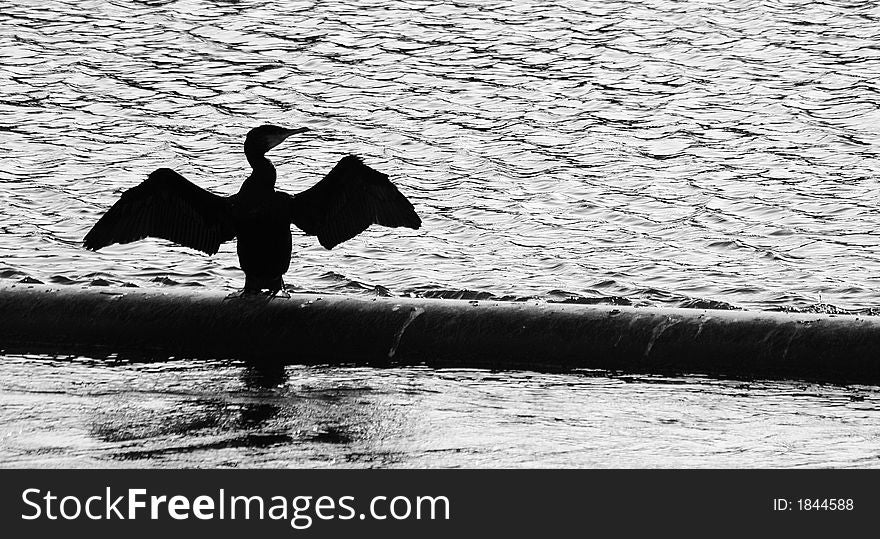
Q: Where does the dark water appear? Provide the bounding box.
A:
[1,355,879,468]
[2,1,880,467]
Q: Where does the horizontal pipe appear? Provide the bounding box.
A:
[1,284,879,384]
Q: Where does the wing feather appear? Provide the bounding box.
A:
[83,168,236,255]
[287,155,421,249]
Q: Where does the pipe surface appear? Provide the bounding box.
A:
[1,284,879,384]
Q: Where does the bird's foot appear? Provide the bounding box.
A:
[225,288,264,300]
[267,285,291,299]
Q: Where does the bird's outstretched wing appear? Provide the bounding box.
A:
[287,155,421,249]
[83,168,236,255]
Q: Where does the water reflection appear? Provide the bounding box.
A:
[83,360,285,461]
[1,354,879,468]
[77,358,415,465]
[237,362,286,432]
[242,361,287,391]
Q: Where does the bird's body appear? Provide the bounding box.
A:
[235,191,294,292]
[84,125,421,294]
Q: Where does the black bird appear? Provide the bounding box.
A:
[83,125,421,295]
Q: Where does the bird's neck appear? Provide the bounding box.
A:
[242,152,276,191]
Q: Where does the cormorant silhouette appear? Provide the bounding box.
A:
[83,125,421,295]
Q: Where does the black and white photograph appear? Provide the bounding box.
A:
[1,0,879,532]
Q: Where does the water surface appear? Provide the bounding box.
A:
[2,0,879,312]
[2,355,879,468]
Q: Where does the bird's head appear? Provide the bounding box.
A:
[244,125,309,157]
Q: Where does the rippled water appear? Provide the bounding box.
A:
[1,0,879,311]
[2,356,879,468]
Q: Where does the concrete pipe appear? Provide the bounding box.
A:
[1,284,879,384]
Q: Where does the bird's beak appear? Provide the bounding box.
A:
[266,127,310,152]
[284,127,310,138]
